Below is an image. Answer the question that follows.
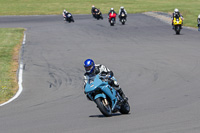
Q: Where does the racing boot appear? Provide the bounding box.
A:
[109,79,128,102]
[118,88,128,102]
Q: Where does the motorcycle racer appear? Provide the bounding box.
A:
[197,14,200,26]
[83,59,127,101]
[108,8,117,18]
[91,6,102,19]
[171,8,183,29]
[118,6,127,21]
[62,9,74,22]
[91,5,97,18]
[63,9,71,21]
[62,9,67,21]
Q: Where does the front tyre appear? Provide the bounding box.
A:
[121,19,125,25]
[175,25,181,35]
[119,101,130,114]
[95,98,112,117]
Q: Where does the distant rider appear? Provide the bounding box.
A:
[108,8,117,16]
[197,14,200,27]
[63,9,70,21]
[83,59,128,101]
[91,5,98,18]
[108,8,117,20]
[118,6,127,21]
[171,8,183,29]
[63,9,67,20]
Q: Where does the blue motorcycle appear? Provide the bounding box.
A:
[84,74,130,117]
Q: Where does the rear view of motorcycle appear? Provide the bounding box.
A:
[84,74,130,117]
[173,16,183,34]
[109,12,117,26]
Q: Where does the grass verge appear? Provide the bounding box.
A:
[0,0,200,27]
[0,28,24,104]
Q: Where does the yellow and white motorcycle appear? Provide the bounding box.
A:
[173,16,183,34]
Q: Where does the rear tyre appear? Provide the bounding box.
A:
[95,98,112,117]
[119,101,130,114]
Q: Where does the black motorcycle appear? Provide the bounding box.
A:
[92,9,103,20]
[65,13,74,23]
[119,12,126,25]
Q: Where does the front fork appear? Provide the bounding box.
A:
[102,98,109,106]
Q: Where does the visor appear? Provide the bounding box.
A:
[85,65,93,71]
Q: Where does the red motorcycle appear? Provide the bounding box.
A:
[109,12,116,26]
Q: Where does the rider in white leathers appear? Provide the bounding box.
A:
[83,59,127,101]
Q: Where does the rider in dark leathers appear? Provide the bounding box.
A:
[91,5,97,18]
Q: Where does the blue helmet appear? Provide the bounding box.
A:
[84,59,95,74]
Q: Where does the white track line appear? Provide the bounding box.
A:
[0,32,26,107]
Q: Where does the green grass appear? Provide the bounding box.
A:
[0,28,24,104]
[0,0,199,27]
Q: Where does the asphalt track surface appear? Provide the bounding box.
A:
[0,14,200,133]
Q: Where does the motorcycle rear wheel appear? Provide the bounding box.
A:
[119,101,130,114]
[95,98,112,117]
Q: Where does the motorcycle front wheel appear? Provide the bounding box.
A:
[175,25,181,34]
[121,19,126,25]
[110,22,114,26]
[95,98,112,117]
